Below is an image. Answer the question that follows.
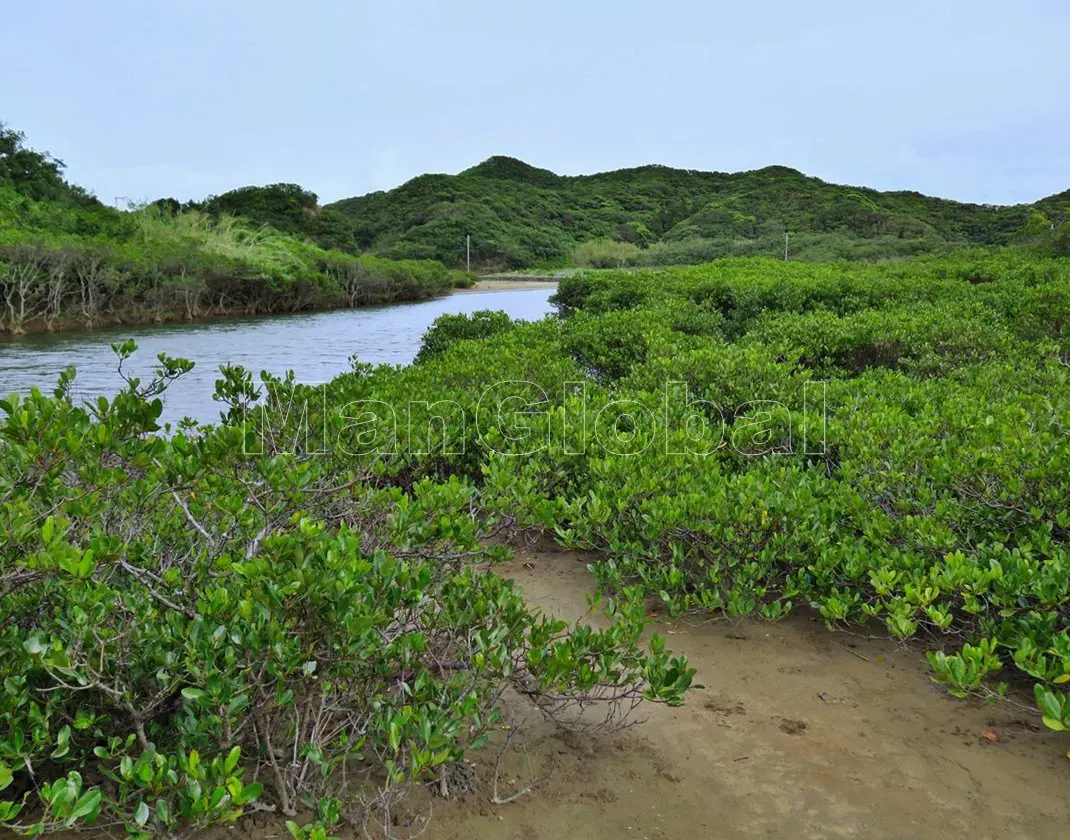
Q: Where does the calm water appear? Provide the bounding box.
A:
[0,288,556,426]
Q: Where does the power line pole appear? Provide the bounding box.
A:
[784,232,789,261]
[466,234,471,274]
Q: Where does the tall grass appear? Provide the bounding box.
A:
[572,238,643,268]
[133,206,304,275]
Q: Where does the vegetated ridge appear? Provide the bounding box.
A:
[61,140,1070,273]
[324,155,1070,268]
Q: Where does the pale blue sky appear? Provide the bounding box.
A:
[1,0,1066,206]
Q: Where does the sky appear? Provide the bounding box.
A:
[1,0,1067,207]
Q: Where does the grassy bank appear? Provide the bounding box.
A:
[0,125,471,336]
[0,195,472,336]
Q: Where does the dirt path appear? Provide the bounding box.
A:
[426,547,1070,840]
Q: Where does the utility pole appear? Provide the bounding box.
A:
[466,235,471,274]
[784,232,789,261]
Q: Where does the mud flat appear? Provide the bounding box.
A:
[423,547,1070,840]
[455,279,559,293]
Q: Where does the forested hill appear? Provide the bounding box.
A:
[8,113,1067,275]
[325,156,1070,268]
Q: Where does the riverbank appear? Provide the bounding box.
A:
[0,303,359,338]
[0,286,557,426]
[0,280,556,338]
[0,284,472,338]
[455,279,559,294]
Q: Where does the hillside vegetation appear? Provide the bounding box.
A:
[152,183,365,255]
[105,144,1070,273]
[326,156,1070,268]
[0,124,467,335]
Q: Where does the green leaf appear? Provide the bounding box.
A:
[1035,684,1065,721]
[66,788,101,823]
[134,801,150,826]
[51,725,71,759]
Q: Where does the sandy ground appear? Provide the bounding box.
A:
[454,280,559,293]
[419,547,1070,840]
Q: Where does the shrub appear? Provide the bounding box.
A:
[0,349,693,836]
[511,253,1070,740]
[415,310,517,363]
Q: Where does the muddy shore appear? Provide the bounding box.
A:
[454,279,559,293]
[423,547,1070,840]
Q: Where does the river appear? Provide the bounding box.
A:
[0,287,556,426]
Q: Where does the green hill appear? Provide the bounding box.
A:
[8,113,1069,288]
[327,156,1070,269]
